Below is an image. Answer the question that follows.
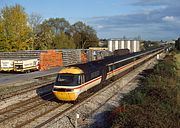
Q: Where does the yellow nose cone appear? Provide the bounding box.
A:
[53,91,78,101]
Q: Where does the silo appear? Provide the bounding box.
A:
[112,40,116,51]
[136,40,140,52]
[133,40,137,52]
[115,40,118,50]
[108,40,113,52]
[127,40,131,51]
[121,40,125,49]
[130,40,134,52]
[124,40,128,49]
[118,40,121,49]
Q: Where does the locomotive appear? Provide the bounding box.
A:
[53,47,163,101]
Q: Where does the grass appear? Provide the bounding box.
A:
[110,51,180,128]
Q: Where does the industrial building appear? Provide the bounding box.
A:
[108,39,140,52]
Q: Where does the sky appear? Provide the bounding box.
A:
[0,0,180,41]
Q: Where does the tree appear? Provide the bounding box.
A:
[40,18,76,49]
[0,4,32,51]
[0,5,99,51]
[72,21,99,49]
[33,23,54,50]
[28,13,43,50]
[53,32,75,49]
[28,13,43,33]
[42,18,70,35]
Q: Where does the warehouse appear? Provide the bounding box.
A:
[108,39,140,52]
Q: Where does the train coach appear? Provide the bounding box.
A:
[53,47,164,101]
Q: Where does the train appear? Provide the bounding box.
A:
[53,47,164,101]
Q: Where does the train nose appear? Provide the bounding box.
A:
[53,91,78,101]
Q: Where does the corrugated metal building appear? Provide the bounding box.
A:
[108,39,140,52]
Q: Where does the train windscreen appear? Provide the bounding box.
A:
[55,74,80,86]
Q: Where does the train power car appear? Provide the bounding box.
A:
[53,47,163,101]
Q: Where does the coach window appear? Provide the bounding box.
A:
[115,63,119,69]
[108,65,113,72]
[91,71,100,79]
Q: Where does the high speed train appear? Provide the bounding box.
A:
[53,47,163,101]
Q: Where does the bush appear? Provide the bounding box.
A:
[111,53,180,128]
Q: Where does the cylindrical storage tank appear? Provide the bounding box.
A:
[127,40,131,51]
[124,40,128,49]
[133,40,137,52]
[108,40,113,52]
[121,40,124,49]
[130,40,133,52]
[112,40,116,52]
[118,40,121,49]
[137,40,140,52]
[115,40,118,50]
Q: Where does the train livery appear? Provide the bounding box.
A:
[53,47,163,101]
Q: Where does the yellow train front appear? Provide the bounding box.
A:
[53,67,85,101]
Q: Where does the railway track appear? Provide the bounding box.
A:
[0,84,95,128]
[0,52,164,128]
[0,81,54,100]
[7,70,132,128]
[0,75,55,100]
[0,91,60,128]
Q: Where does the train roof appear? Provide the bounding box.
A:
[59,67,84,74]
[63,47,163,74]
[65,50,141,74]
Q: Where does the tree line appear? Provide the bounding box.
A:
[0,4,99,52]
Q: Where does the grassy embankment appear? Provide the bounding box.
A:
[110,51,180,128]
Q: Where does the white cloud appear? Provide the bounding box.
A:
[162,16,175,22]
[97,25,104,29]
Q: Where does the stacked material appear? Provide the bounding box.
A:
[39,50,63,71]
[0,51,41,59]
[86,50,112,61]
[0,50,63,71]
[81,50,88,63]
[0,49,112,71]
[61,49,82,66]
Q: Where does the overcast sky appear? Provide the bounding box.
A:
[0,0,180,40]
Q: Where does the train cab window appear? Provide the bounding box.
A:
[55,74,81,86]
[80,75,85,84]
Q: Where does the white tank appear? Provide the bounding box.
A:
[127,40,131,51]
[108,39,140,52]
[115,40,118,50]
[108,40,113,52]
[121,40,125,49]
